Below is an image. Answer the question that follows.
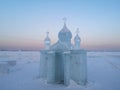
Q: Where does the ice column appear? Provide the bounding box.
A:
[63,51,70,86]
[39,50,47,78]
[78,51,87,85]
[47,51,55,83]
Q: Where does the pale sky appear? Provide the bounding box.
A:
[0,0,120,51]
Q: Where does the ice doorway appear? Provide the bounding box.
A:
[55,51,64,84]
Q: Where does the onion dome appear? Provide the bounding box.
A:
[74,28,81,42]
[58,22,72,42]
[74,34,81,42]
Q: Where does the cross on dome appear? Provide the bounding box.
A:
[63,17,67,24]
[76,28,79,35]
[62,17,68,30]
[46,31,49,37]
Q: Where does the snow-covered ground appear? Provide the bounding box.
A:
[0,51,120,90]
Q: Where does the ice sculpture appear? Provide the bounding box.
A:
[40,19,87,86]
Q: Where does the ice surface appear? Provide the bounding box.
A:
[0,51,120,90]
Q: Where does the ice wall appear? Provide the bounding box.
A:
[39,50,48,78]
[39,49,87,86]
[70,50,87,85]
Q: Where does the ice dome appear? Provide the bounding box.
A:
[74,28,81,42]
[58,23,72,42]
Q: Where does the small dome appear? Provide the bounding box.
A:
[58,23,72,41]
[44,32,50,42]
[74,34,81,42]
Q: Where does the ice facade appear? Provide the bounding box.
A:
[39,20,87,86]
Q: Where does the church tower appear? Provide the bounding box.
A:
[74,28,81,49]
[58,18,72,49]
[44,32,51,50]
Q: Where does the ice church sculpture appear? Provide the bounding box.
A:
[39,19,87,86]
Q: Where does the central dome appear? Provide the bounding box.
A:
[58,23,72,42]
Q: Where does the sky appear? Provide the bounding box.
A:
[0,0,120,51]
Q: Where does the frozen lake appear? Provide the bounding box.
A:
[0,51,120,90]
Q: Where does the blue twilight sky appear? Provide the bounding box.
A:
[0,0,120,51]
